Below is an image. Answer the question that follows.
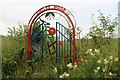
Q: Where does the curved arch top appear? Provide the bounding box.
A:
[28,5,76,29]
[28,5,77,62]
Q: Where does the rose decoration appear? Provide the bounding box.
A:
[48,27,56,35]
[58,41,62,46]
[64,54,68,60]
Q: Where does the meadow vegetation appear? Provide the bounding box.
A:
[1,11,119,78]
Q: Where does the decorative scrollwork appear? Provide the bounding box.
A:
[75,27,82,34]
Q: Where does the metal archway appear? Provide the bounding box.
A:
[27,5,79,64]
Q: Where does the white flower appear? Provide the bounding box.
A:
[94,49,100,54]
[89,49,92,52]
[114,57,118,61]
[86,49,92,53]
[67,63,73,68]
[94,49,97,52]
[97,67,100,70]
[104,59,107,61]
[109,72,113,76]
[93,70,98,73]
[104,61,109,64]
[97,60,101,63]
[90,53,95,56]
[53,67,57,73]
[104,59,109,64]
[86,51,88,54]
[59,75,64,78]
[55,67,57,70]
[63,72,70,77]
[60,72,70,78]
[110,56,113,60]
[103,69,106,72]
[73,64,77,69]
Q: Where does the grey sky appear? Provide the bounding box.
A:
[0,0,119,37]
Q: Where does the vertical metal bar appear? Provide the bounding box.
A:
[61,24,63,63]
[78,34,81,59]
[56,22,58,64]
[67,30,68,57]
[41,24,44,63]
[64,28,67,63]
[70,33,72,63]
[59,22,60,63]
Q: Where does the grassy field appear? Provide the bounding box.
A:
[1,33,119,78]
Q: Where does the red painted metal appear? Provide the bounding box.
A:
[27,28,32,60]
[27,5,77,62]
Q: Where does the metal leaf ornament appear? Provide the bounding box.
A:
[45,12,55,20]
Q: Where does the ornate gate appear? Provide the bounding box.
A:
[27,5,81,64]
[56,22,72,64]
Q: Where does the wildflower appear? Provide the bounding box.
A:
[86,49,92,53]
[48,27,56,35]
[90,53,95,56]
[63,72,70,77]
[88,49,92,52]
[97,60,101,63]
[85,51,88,54]
[114,57,118,61]
[93,70,98,73]
[73,64,78,69]
[104,59,109,64]
[67,63,73,69]
[89,49,92,52]
[103,69,106,72]
[59,75,64,78]
[104,59,107,61]
[53,67,57,73]
[59,72,69,78]
[97,67,100,70]
[104,61,109,64]
[109,72,113,76]
[95,49,100,54]
[94,49,97,51]
[110,56,113,60]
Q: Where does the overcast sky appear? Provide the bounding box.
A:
[0,0,119,37]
